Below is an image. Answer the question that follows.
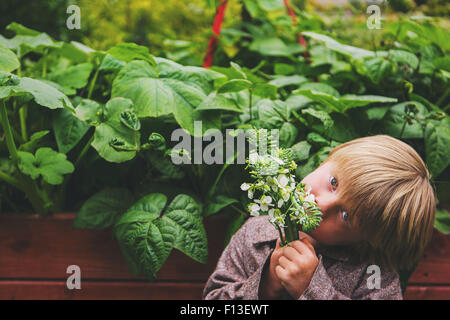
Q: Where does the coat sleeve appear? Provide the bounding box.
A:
[202,220,272,300]
[298,256,403,300]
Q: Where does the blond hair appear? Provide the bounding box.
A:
[322,135,436,271]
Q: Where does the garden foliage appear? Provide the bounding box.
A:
[0,3,449,279]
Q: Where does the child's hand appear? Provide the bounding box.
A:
[274,237,319,299]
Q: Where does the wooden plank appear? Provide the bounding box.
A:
[0,213,228,281]
[0,280,204,300]
[408,231,450,285]
[404,286,450,300]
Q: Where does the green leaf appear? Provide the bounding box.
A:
[75,98,140,163]
[297,146,332,179]
[389,50,419,69]
[107,43,156,66]
[299,82,340,97]
[48,63,93,93]
[363,57,392,84]
[53,108,90,154]
[18,130,49,152]
[306,132,329,148]
[162,194,207,263]
[6,22,40,36]
[433,56,450,72]
[256,99,290,128]
[114,207,175,280]
[303,32,375,59]
[17,147,74,185]
[218,79,253,94]
[381,102,427,139]
[339,95,397,112]
[253,83,277,99]
[257,0,284,11]
[269,75,307,88]
[279,122,298,148]
[112,59,223,135]
[424,118,450,178]
[124,193,168,219]
[204,195,238,217]
[146,150,185,179]
[73,188,133,229]
[196,93,242,112]
[434,208,450,235]
[249,37,291,57]
[0,72,74,112]
[291,141,311,162]
[0,44,20,72]
[301,108,334,130]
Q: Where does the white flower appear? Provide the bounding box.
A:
[277,174,289,188]
[248,190,254,199]
[248,203,260,216]
[266,177,278,192]
[255,195,273,211]
[277,199,284,208]
[304,193,315,203]
[240,183,251,191]
[270,155,285,165]
[280,187,290,201]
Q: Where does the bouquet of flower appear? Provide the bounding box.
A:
[240,130,322,246]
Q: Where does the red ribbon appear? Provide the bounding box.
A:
[203,0,229,68]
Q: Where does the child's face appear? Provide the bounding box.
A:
[301,161,364,246]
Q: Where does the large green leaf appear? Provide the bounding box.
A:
[0,71,74,111]
[17,147,74,185]
[381,102,427,139]
[424,118,450,178]
[73,188,133,229]
[53,108,90,154]
[204,195,238,217]
[75,98,140,163]
[48,63,93,94]
[218,79,252,93]
[303,32,375,60]
[113,193,206,279]
[196,92,242,112]
[0,44,20,72]
[295,88,396,113]
[162,194,207,263]
[107,43,156,66]
[112,59,224,135]
[291,141,311,162]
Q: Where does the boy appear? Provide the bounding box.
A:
[203,135,435,300]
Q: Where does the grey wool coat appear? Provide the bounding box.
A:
[203,216,403,300]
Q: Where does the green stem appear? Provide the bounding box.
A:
[87,67,100,100]
[42,49,48,78]
[436,87,449,108]
[56,133,95,210]
[0,169,24,191]
[208,152,238,198]
[74,134,94,168]
[284,213,299,243]
[399,120,407,139]
[248,88,253,122]
[19,106,27,141]
[0,100,19,163]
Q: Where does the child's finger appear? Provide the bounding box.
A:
[301,237,316,256]
[291,239,314,257]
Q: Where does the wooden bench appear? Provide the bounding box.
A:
[0,213,448,299]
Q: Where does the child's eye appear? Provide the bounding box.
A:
[330,176,338,190]
[341,211,349,222]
